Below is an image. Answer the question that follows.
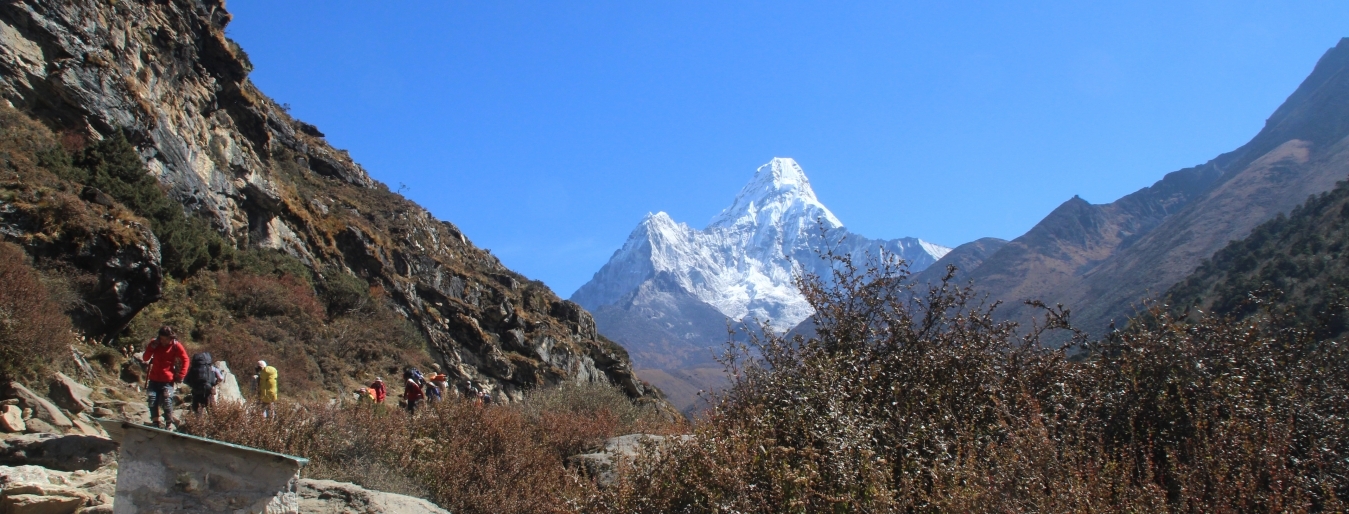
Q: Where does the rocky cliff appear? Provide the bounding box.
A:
[0,0,662,404]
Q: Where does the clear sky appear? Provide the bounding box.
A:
[226,1,1349,297]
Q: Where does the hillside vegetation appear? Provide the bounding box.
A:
[1166,177,1349,338]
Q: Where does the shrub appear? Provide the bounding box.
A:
[0,243,72,380]
[594,250,1349,513]
[179,394,673,514]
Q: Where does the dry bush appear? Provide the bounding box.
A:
[218,271,325,321]
[0,242,72,380]
[180,381,676,514]
[593,248,1349,513]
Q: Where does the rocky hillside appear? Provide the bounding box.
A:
[0,0,663,404]
[953,38,1349,338]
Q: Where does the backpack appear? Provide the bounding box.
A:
[187,352,218,389]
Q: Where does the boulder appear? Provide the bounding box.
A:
[0,465,115,513]
[1,383,72,429]
[23,420,58,435]
[47,374,94,415]
[297,479,450,514]
[213,362,244,405]
[68,418,105,439]
[0,493,84,514]
[91,402,147,425]
[1,406,26,433]
[567,434,692,487]
[0,434,118,471]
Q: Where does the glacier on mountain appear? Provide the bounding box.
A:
[571,157,950,331]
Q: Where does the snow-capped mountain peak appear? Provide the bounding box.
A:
[707,157,843,230]
[573,158,951,332]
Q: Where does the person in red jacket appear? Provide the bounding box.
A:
[403,378,424,414]
[142,326,189,428]
[370,377,387,404]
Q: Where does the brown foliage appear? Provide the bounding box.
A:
[179,381,675,514]
[592,249,1349,513]
[0,242,72,380]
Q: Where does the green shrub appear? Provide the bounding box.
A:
[47,131,231,279]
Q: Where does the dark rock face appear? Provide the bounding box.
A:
[0,1,661,403]
[0,183,162,339]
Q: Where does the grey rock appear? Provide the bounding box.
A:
[567,434,692,487]
[48,373,94,415]
[21,419,58,435]
[0,433,118,471]
[0,464,117,510]
[298,479,450,514]
[213,362,244,405]
[2,383,72,429]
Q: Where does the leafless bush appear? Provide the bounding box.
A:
[180,384,683,514]
[594,248,1349,513]
[0,243,72,380]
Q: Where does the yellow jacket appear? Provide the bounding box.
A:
[258,366,278,403]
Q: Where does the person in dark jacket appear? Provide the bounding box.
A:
[184,352,221,413]
[142,326,189,428]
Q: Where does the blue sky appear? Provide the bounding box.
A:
[226,1,1349,297]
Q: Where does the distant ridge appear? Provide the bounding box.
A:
[953,37,1349,338]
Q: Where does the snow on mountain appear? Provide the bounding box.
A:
[572,157,950,331]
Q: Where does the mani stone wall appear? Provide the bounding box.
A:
[97,419,307,513]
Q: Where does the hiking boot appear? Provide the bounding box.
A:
[151,419,162,428]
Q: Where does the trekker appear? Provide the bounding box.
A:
[142,326,189,428]
[354,388,376,404]
[184,351,220,413]
[255,360,278,418]
[370,377,387,403]
[429,364,452,398]
[403,378,424,414]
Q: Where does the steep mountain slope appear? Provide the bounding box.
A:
[1165,177,1349,337]
[0,0,662,403]
[573,157,949,411]
[961,38,1349,337]
[909,237,1008,287]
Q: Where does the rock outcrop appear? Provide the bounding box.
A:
[3,383,72,430]
[0,464,117,514]
[0,433,117,472]
[297,479,450,514]
[0,0,662,403]
[568,433,691,487]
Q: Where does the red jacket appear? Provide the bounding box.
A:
[371,381,387,403]
[142,339,189,383]
[404,380,424,402]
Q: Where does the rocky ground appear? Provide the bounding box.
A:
[0,364,450,513]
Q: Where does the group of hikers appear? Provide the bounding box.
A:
[139,325,279,428]
[354,364,494,414]
[139,324,493,428]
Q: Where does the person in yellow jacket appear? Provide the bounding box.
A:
[255,360,278,418]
